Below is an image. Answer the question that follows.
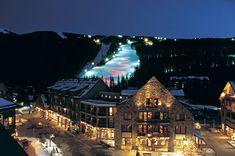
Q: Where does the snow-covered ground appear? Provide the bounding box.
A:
[79,43,110,76]
[18,137,63,156]
[56,32,67,39]
[0,28,9,34]
[80,42,140,83]
[180,100,220,110]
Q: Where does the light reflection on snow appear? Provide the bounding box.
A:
[82,42,139,83]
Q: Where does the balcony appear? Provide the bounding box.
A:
[97,112,107,116]
[138,119,169,124]
[137,132,170,137]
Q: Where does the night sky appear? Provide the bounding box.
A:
[1,0,235,38]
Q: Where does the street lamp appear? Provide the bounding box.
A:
[50,134,55,147]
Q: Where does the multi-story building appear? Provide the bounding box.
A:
[80,99,117,145]
[0,97,18,134]
[114,77,194,154]
[37,78,110,130]
[220,81,235,136]
[38,77,195,153]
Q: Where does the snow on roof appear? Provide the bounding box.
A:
[180,100,220,110]
[0,28,9,34]
[0,98,18,111]
[229,81,235,91]
[170,89,185,97]
[121,87,138,96]
[170,76,209,80]
[49,78,100,98]
[57,32,67,39]
[41,94,47,104]
[81,99,117,107]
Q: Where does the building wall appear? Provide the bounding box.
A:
[114,77,194,152]
[0,109,16,134]
[220,82,235,136]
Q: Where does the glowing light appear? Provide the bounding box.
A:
[147,41,153,46]
[84,69,87,72]
[112,55,116,58]
[118,35,123,38]
[85,71,95,77]
[144,38,149,42]
[88,35,92,38]
[119,42,122,46]
[105,58,109,62]
[232,38,235,41]
[94,39,100,44]
[174,39,177,41]
[92,62,95,65]
[127,39,132,44]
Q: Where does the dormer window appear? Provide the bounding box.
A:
[146,98,151,107]
[154,98,158,106]
[145,98,160,107]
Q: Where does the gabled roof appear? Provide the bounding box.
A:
[0,98,18,111]
[48,78,108,98]
[81,99,117,107]
[169,89,185,97]
[133,76,175,107]
[219,81,235,100]
[229,81,235,91]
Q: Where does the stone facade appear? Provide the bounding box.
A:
[114,76,194,152]
[219,81,235,136]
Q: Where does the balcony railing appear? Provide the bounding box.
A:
[137,132,170,137]
[138,119,169,123]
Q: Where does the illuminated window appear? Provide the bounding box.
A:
[120,96,123,99]
[109,96,111,99]
[0,114,2,124]
[124,112,132,120]
[114,96,117,99]
[138,125,143,133]
[144,112,148,121]
[148,112,152,120]
[139,112,152,121]
[109,107,113,116]
[105,95,108,98]
[154,98,158,106]
[160,125,163,133]
[101,94,104,97]
[160,112,164,120]
[122,138,132,145]
[139,112,143,120]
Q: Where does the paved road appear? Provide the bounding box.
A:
[201,130,235,156]
[17,112,112,156]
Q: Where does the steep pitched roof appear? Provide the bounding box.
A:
[0,98,18,111]
[229,81,235,91]
[48,78,110,98]
[219,81,235,100]
[133,76,175,107]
